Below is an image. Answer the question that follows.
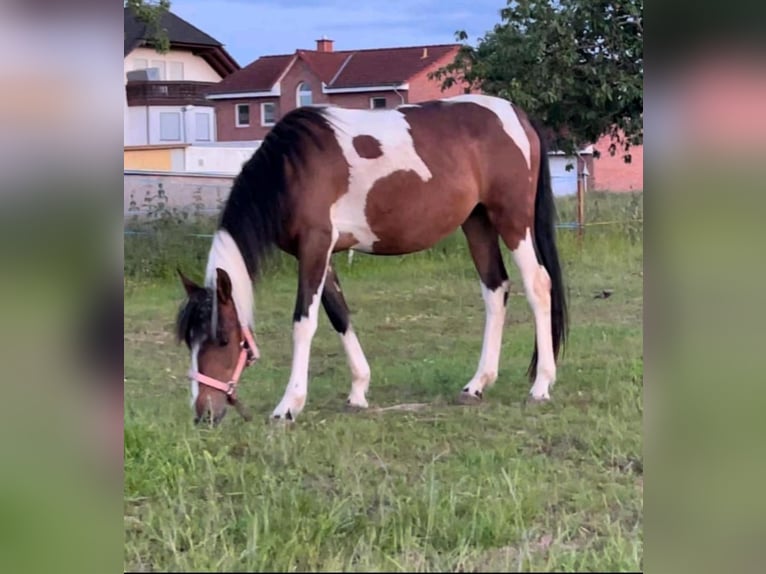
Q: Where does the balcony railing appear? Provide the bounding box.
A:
[126,81,217,106]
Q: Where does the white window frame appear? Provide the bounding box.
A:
[194,112,211,142]
[296,82,312,107]
[150,60,166,80]
[159,111,181,141]
[370,97,387,109]
[235,103,250,127]
[168,61,184,81]
[260,102,277,127]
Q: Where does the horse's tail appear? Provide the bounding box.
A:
[527,121,569,381]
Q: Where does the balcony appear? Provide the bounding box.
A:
[126,81,217,107]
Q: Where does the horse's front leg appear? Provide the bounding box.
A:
[271,227,338,421]
[321,263,371,409]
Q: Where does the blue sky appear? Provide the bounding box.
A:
[169,0,508,66]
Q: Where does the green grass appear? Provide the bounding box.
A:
[124,192,643,572]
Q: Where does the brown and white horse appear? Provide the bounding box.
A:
[176,94,568,425]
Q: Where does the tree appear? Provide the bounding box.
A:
[430,0,643,163]
[125,0,173,54]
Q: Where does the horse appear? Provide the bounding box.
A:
[175,93,568,425]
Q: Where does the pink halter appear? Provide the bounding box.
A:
[188,326,260,399]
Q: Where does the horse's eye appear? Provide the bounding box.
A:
[219,336,229,346]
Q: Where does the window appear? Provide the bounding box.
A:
[150,60,166,80]
[168,61,184,81]
[195,113,210,141]
[236,104,250,127]
[133,58,148,70]
[297,82,312,107]
[261,102,277,126]
[370,97,387,109]
[159,112,181,141]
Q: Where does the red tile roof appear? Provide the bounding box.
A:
[297,50,351,84]
[328,44,459,88]
[207,43,460,94]
[207,54,294,94]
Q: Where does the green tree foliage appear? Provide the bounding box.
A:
[430,0,643,162]
[125,0,172,54]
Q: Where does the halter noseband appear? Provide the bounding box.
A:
[188,326,260,399]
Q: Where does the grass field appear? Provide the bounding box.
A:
[124,192,643,572]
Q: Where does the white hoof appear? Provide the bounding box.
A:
[346,391,368,409]
[271,394,306,421]
[528,389,551,402]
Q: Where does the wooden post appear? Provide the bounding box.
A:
[577,171,585,241]
[577,158,589,242]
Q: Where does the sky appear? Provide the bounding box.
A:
[168,0,508,66]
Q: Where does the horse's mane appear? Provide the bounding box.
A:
[218,106,332,279]
[175,286,219,349]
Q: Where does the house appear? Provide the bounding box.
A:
[205,38,468,141]
[123,6,240,151]
[591,133,643,192]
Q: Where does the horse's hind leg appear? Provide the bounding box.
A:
[459,204,510,402]
[508,229,556,400]
[321,264,371,409]
[271,227,338,421]
[493,215,557,402]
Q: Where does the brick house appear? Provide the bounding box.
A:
[205,38,468,141]
[591,133,643,192]
[203,37,643,193]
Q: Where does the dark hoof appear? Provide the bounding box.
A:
[269,411,295,425]
[457,389,483,405]
[344,399,367,413]
[522,394,551,409]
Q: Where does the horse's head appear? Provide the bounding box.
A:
[175,267,259,426]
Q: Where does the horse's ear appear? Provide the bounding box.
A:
[216,268,233,305]
[178,268,201,297]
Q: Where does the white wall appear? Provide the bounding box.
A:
[184,144,261,174]
[125,105,216,146]
[124,47,224,146]
[124,47,223,82]
[548,155,579,196]
[126,107,147,146]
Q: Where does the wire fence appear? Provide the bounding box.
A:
[123,218,642,239]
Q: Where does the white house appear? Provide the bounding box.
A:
[123,7,239,147]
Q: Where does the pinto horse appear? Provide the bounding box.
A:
[176,94,568,425]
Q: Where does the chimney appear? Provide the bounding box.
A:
[316,35,334,52]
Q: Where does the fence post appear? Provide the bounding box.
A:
[577,161,589,242]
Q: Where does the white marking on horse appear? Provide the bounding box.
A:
[512,228,555,400]
[463,280,509,397]
[324,107,433,252]
[272,228,340,419]
[204,229,254,331]
[341,327,371,408]
[443,94,531,169]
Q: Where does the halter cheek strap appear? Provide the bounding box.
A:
[188,326,260,399]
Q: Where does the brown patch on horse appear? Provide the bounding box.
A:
[277,117,350,255]
[335,231,360,252]
[502,103,542,250]
[352,135,383,159]
[363,101,538,254]
[462,204,508,291]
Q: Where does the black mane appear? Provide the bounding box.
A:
[175,287,216,349]
[219,106,333,278]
